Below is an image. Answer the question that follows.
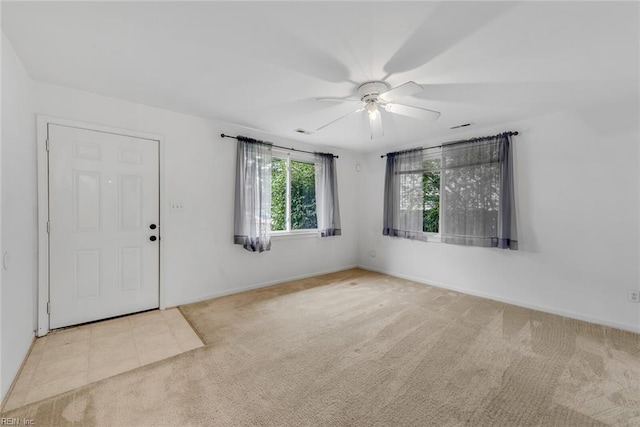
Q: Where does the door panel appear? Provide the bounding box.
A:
[119,175,142,229]
[74,170,102,231]
[48,124,159,329]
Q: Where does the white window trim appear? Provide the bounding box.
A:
[423,232,441,243]
[270,150,319,237]
[270,230,320,240]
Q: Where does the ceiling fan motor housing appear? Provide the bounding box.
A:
[314,80,437,139]
[358,81,390,103]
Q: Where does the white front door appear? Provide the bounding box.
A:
[48,124,160,329]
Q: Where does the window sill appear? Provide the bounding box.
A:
[269,230,320,241]
[424,233,441,243]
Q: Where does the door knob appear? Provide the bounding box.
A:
[149,236,157,242]
[150,224,157,230]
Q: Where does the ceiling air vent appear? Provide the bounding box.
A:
[450,123,473,130]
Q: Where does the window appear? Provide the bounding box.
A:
[383,132,517,249]
[234,136,340,251]
[271,153,317,233]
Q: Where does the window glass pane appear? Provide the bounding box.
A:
[423,170,440,233]
[290,160,317,230]
[271,157,286,231]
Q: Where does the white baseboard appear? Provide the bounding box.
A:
[359,264,640,334]
[166,264,359,308]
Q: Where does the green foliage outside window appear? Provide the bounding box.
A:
[271,158,287,231]
[423,171,440,233]
[290,160,317,230]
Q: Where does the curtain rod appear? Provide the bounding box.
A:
[380,131,519,158]
[220,133,338,158]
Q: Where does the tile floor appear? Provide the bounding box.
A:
[2,308,203,412]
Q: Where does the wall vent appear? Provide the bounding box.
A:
[450,123,473,130]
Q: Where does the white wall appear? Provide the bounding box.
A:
[1,33,37,401]
[357,99,640,333]
[34,81,360,309]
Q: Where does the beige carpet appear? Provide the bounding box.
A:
[2,268,639,426]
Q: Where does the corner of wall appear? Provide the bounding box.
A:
[1,31,38,402]
[0,30,4,407]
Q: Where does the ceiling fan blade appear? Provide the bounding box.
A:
[369,109,384,139]
[382,2,516,76]
[384,103,440,122]
[316,107,365,131]
[379,81,424,102]
[316,97,361,103]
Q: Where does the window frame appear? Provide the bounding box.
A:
[269,149,319,237]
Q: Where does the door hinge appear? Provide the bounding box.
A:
[46,139,50,152]
[47,301,51,314]
[47,221,50,234]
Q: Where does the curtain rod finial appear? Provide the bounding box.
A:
[220,133,226,138]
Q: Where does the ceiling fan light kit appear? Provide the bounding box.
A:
[315,80,441,140]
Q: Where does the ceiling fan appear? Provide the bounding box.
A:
[315,81,441,139]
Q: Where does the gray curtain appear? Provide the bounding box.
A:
[234,136,273,252]
[314,153,341,237]
[441,133,517,249]
[382,148,428,241]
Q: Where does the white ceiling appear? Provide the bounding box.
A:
[2,1,638,152]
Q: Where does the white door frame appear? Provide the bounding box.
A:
[36,115,166,337]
